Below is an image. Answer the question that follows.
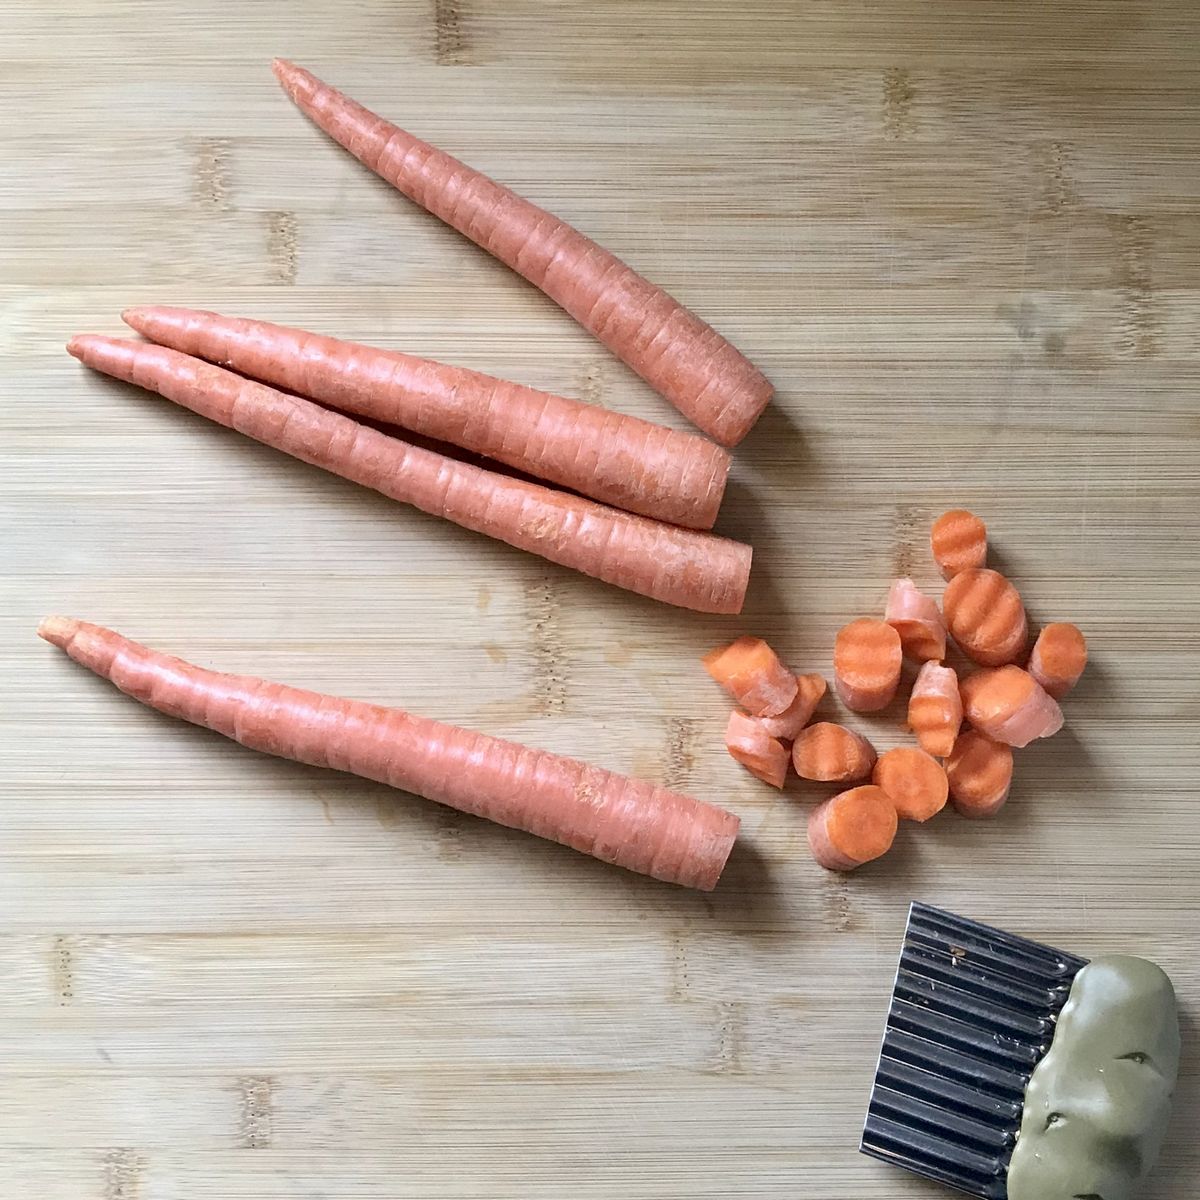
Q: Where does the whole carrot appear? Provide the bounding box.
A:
[68,336,751,614]
[39,618,740,890]
[272,60,773,446]
[122,306,731,530]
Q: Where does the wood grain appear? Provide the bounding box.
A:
[2,1,1198,1196]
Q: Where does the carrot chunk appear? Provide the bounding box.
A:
[703,638,798,717]
[757,673,826,740]
[833,618,902,712]
[960,666,1064,748]
[885,577,947,661]
[943,568,1028,667]
[907,661,963,758]
[931,509,987,580]
[724,712,789,788]
[1028,622,1088,699]
[807,785,898,871]
[792,722,877,783]
[872,746,949,822]
[945,731,1014,819]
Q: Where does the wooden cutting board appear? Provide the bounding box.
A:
[2,2,1198,1196]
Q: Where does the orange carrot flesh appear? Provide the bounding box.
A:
[907,660,963,758]
[942,568,1028,667]
[757,673,827,740]
[872,746,949,822]
[1028,622,1088,699]
[945,731,1014,819]
[272,60,772,446]
[960,666,1064,748]
[703,638,797,717]
[792,722,877,783]
[121,306,731,530]
[68,336,750,614]
[931,509,987,580]
[724,711,789,789]
[833,618,903,712]
[807,785,898,871]
[40,618,739,890]
[884,577,947,662]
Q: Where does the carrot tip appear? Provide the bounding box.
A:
[37,615,77,647]
[66,335,86,359]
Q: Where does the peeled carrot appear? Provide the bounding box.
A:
[884,577,946,662]
[121,306,731,530]
[872,746,948,822]
[960,666,1064,748]
[943,568,1028,667]
[945,731,1014,819]
[40,618,739,889]
[792,722,877,783]
[757,673,827,741]
[807,785,898,871]
[68,336,751,614]
[1028,622,1088,699]
[931,509,987,580]
[833,618,902,712]
[272,60,772,446]
[703,638,797,717]
[907,661,963,758]
[724,712,789,789]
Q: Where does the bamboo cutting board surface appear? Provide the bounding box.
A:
[2,2,1199,1197]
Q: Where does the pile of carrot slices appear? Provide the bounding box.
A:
[708,510,1088,872]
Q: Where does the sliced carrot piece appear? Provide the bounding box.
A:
[703,637,798,717]
[757,673,826,741]
[943,568,1028,667]
[885,577,947,661]
[960,666,1064,748]
[872,747,949,822]
[907,661,963,758]
[807,785,898,871]
[833,618,902,712]
[724,712,789,788]
[945,731,1014,819]
[792,722,877,783]
[931,509,987,580]
[1028,622,1088,699]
